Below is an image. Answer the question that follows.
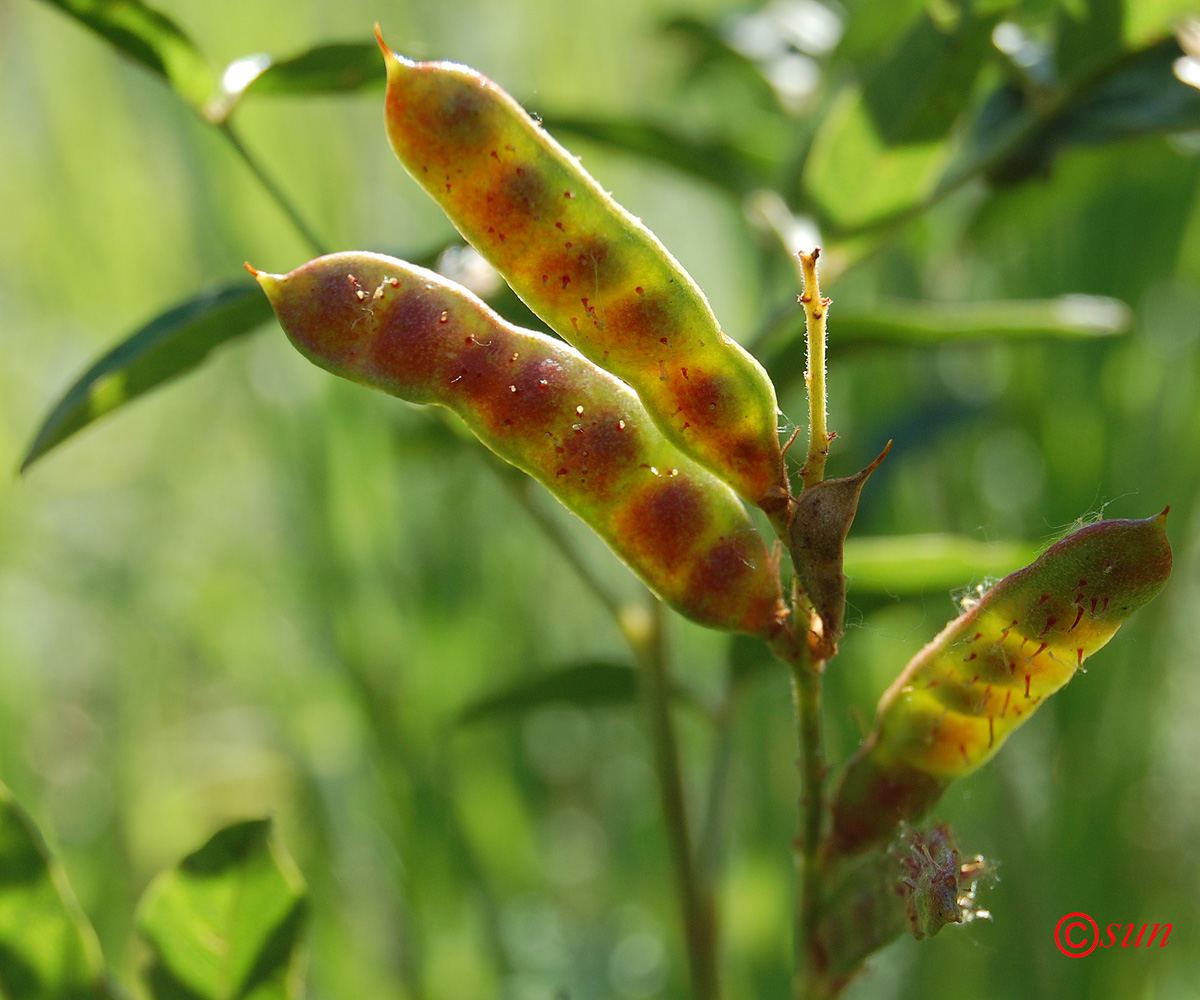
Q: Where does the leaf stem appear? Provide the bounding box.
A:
[623,599,720,1000]
[217,120,330,257]
[796,249,830,490]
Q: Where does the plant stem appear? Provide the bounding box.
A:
[491,461,625,622]
[492,453,717,998]
[796,249,829,490]
[791,648,827,1000]
[623,599,719,1000]
[787,244,833,998]
[217,120,330,257]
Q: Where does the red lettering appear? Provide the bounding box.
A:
[1100,923,1120,948]
[1142,923,1171,947]
[1121,924,1136,947]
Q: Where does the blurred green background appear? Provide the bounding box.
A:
[2,0,1200,997]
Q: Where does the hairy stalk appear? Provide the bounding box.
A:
[797,250,830,490]
[624,600,720,1000]
[217,121,330,257]
[784,246,833,998]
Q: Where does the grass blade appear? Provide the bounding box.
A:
[21,283,274,472]
[37,0,214,109]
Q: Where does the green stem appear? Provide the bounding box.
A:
[492,453,718,998]
[217,120,330,256]
[623,599,720,1000]
[492,461,624,621]
[791,650,827,1000]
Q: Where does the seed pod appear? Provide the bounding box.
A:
[789,442,890,658]
[829,511,1172,856]
[376,29,788,513]
[251,252,787,637]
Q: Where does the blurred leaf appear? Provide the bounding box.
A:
[21,284,274,472]
[458,662,639,724]
[969,37,1200,186]
[760,295,1130,384]
[861,9,1002,145]
[728,632,779,686]
[1125,0,1200,49]
[843,534,1041,594]
[137,820,306,1000]
[661,14,780,106]
[835,0,927,63]
[212,42,384,120]
[804,7,1003,231]
[539,115,770,196]
[0,783,110,1000]
[1056,0,1124,81]
[37,0,214,109]
[802,87,948,232]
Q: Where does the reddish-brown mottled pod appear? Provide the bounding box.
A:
[828,511,1172,856]
[375,28,789,516]
[251,252,787,637]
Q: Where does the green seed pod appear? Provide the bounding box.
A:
[829,511,1172,856]
[375,29,788,514]
[250,252,787,638]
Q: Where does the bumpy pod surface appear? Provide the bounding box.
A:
[830,512,1172,855]
[377,32,788,512]
[253,252,787,637]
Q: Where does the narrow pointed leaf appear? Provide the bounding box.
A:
[760,295,1129,383]
[830,511,1172,856]
[965,38,1200,186]
[21,284,274,472]
[37,0,214,109]
[214,42,385,120]
[253,251,787,637]
[137,819,306,1000]
[843,535,1040,595]
[377,33,788,512]
[0,782,110,1000]
[538,116,769,196]
[458,661,638,724]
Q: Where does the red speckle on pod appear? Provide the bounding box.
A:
[616,477,710,571]
[684,535,785,633]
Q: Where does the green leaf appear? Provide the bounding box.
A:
[212,42,384,120]
[860,9,1002,146]
[537,116,769,196]
[137,819,306,1000]
[759,295,1130,385]
[804,8,1003,231]
[21,283,274,473]
[967,38,1200,186]
[843,535,1041,595]
[458,662,639,724]
[0,783,110,1000]
[802,86,949,233]
[37,0,214,109]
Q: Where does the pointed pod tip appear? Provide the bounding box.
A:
[373,23,388,56]
[244,261,262,279]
